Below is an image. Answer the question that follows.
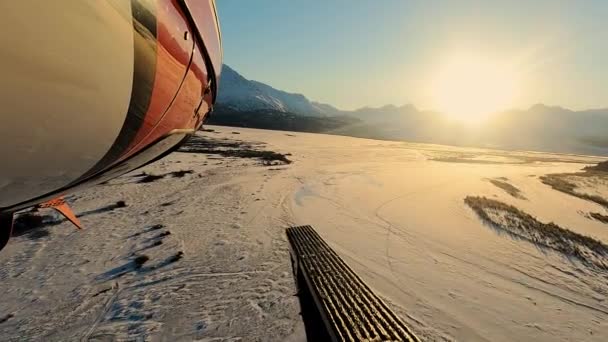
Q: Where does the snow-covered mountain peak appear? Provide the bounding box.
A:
[217,65,329,117]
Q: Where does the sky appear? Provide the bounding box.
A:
[216,0,608,111]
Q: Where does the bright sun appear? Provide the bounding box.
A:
[431,54,519,124]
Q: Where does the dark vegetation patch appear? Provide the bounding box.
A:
[78,201,128,216]
[142,230,171,244]
[128,224,165,238]
[584,160,608,172]
[131,239,164,255]
[150,240,163,247]
[134,170,194,184]
[540,174,608,209]
[96,260,141,281]
[137,174,164,183]
[166,251,184,264]
[207,107,359,133]
[148,224,164,231]
[540,160,608,208]
[139,251,185,271]
[0,314,14,324]
[489,178,526,199]
[170,170,193,178]
[155,231,171,239]
[590,212,608,224]
[465,196,608,270]
[129,224,171,254]
[179,135,291,165]
[133,255,150,268]
[99,228,180,281]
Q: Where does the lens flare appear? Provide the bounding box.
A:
[431,54,519,124]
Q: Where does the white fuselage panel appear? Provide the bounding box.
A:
[0,1,134,207]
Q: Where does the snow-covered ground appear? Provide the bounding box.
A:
[1,126,607,341]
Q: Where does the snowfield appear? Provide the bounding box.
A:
[1,126,608,341]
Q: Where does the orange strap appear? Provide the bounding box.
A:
[39,197,83,230]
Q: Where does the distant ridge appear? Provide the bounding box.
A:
[216,65,334,117]
[210,65,608,156]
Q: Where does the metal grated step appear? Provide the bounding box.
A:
[287,225,420,342]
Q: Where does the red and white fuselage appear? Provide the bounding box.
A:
[0,0,222,249]
[0,0,221,210]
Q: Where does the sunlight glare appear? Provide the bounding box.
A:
[431,54,519,124]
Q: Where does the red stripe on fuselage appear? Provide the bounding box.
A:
[0,0,216,214]
[116,0,211,162]
[129,41,210,154]
[118,0,195,159]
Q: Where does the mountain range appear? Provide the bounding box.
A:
[215,65,328,117]
[209,65,608,156]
